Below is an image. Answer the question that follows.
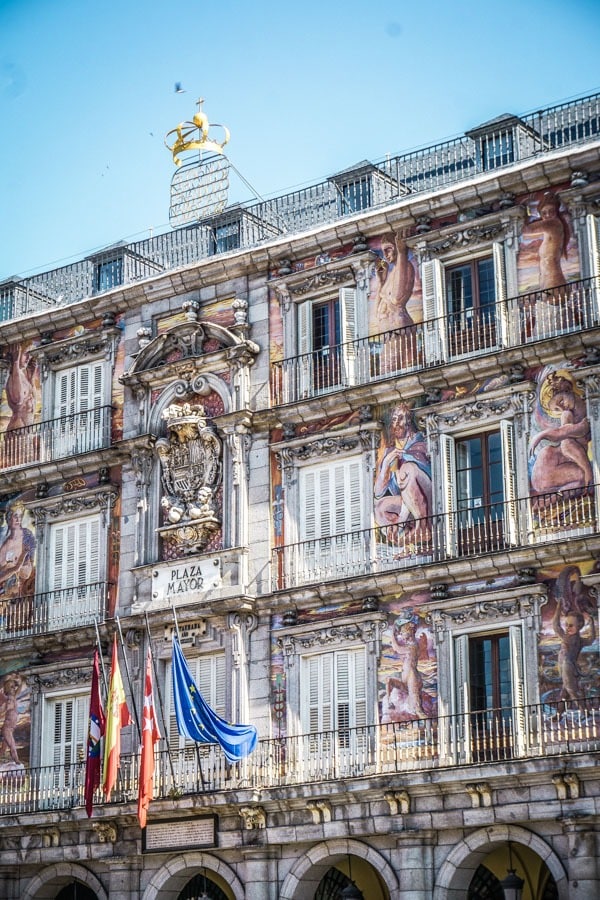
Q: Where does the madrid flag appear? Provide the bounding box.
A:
[102,635,132,801]
[137,648,161,829]
[84,649,106,817]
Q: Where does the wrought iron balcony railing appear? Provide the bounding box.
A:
[1,697,597,816]
[0,406,113,471]
[0,582,110,641]
[272,487,597,590]
[270,276,599,405]
[1,92,598,322]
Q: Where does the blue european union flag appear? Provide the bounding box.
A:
[171,636,258,763]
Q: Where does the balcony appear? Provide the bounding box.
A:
[0,582,110,641]
[272,487,597,589]
[1,92,598,322]
[0,406,113,471]
[270,276,599,405]
[1,698,597,816]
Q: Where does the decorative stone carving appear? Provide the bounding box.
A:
[30,486,118,528]
[423,222,505,256]
[92,822,118,842]
[384,789,411,815]
[278,618,386,659]
[40,827,60,848]
[307,800,332,823]
[32,328,120,381]
[156,402,222,553]
[285,267,354,297]
[466,782,492,808]
[239,805,266,830]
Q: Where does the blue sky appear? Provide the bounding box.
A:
[1,0,599,280]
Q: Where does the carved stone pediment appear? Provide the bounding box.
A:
[122,319,259,384]
[156,402,222,553]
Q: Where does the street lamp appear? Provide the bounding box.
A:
[500,844,524,900]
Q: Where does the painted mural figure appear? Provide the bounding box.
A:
[375,229,415,329]
[522,192,570,291]
[529,371,591,498]
[0,674,23,766]
[386,619,427,719]
[374,403,432,533]
[0,503,36,602]
[552,603,595,708]
[521,192,574,336]
[5,345,36,431]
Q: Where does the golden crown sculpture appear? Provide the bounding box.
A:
[165,98,230,166]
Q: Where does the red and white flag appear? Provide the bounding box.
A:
[137,648,161,828]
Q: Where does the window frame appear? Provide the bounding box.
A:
[421,239,511,363]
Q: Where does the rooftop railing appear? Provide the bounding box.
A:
[272,487,597,590]
[1,697,597,816]
[1,92,599,323]
[270,276,599,405]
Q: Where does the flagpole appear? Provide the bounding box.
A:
[171,605,205,791]
[144,611,177,785]
[94,618,108,696]
[116,616,142,742]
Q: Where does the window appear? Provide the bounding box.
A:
[301,648,367,777]
[42,692,88,797]
[167,652,226,752]
[421,244,508,361]
[46,515,102,630]
[297,288,357,395]
[53,362,107,456]
[481,131,514,170]
[339,178,372,214]
[454,627,525,761]
[95,257,123,293]
[298,457,363,581]
[446,257,497,355]
[441,422,517,556]
[211,219,240,254]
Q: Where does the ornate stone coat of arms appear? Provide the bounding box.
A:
[156,402,222,553]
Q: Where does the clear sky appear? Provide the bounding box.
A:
[1,0,599,280]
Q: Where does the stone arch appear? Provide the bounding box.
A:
[279,838,400,900]
[433,824,568,900]
[141,851,244,900]
[22,863,107,900]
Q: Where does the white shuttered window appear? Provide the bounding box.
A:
[301,648,367,736]
[167,652,227,750]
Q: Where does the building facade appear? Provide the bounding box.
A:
[1,92,600,899]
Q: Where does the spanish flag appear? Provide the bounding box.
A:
[102,635,132,801]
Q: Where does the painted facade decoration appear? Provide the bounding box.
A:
[539,561,599,716]
[0,496,36,633]
[0,670,30,771]
[369,230,421,333]
[374,402,432,532]
[379,594,436,723]
[528,365,594,534]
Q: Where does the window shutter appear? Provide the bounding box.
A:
[339,287,358,385]
[303,649,366,735]
[350,649,367,729]
[440,433,457,556]
[46,695,87,767]
[421,258,445,363]
[300,459,363,542]
[509,625,527,756]
[297,301,312,398]
[453,634,470,763]
[586,214,600,325]
[493,241,510,347]
[500,419,518,546]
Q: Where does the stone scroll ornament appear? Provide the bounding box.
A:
[156,402,222,554]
